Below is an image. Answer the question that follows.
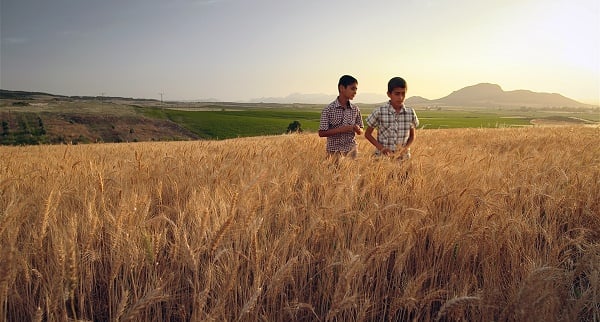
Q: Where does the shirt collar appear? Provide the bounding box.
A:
[385,101,405,113]
[335,97,352,109]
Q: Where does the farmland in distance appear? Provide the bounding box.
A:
[1,94,598,143]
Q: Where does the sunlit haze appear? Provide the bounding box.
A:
[1,0,599,104]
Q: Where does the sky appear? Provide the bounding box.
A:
[1,0,599,104]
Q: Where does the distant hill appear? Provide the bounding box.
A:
[248,93,333,104]
[0,89,67,100]
[247,83,591,107]
[0,89,158,103]
[248,92,387,104]
[2,85,592,108]
[405,83,590,108]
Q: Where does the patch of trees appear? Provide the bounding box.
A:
[0,113,49,145]
[286,120,303,133]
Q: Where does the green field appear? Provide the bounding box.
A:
[141,106,599,139]
[138,107,322,139]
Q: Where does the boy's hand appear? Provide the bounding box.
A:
[381,147,393,155]
[394,146,409,160]
[397,146,408,155]
[353,125,363,135]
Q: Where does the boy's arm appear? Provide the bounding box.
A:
[318,125,358,137]
[355,110,364,134]
[318,108,359,137]
[406,110,418,147]
[404,127,416,148]
[355,110,365,129]
[365,126,392,155]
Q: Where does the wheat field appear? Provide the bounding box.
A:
[0,126,598,321]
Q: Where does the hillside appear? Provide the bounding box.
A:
[0,95,200,144]
[406,83,590,108]
[0,89,158,103]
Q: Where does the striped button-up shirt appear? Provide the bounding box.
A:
[319,99,364,153]
[366,102,419,151]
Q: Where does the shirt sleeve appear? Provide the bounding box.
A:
[412,109,419,128]
[319,107,330,131]
[356,108,364,128]
[366,108,379,128]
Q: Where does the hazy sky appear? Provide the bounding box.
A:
[1,0,599,104]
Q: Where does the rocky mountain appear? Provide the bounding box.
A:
[405,83,590,108]
[246,83,590,107]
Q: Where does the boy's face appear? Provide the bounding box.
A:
[339,82,358,101]
[387,87,407,108]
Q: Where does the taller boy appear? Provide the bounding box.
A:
[365,77,419,160]
[318,75,364,158]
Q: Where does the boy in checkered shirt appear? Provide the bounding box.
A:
[365,77,419,160]
[318,75,364,158]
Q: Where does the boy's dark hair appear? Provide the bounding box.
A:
[338,75,358,88]
[387,77,407,93]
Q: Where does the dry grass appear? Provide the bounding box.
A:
[0,127,598,321]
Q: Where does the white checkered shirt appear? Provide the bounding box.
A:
[366,102,419,151]
[319,99,364,153]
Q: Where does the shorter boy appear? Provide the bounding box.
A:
[365,77,419,160]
